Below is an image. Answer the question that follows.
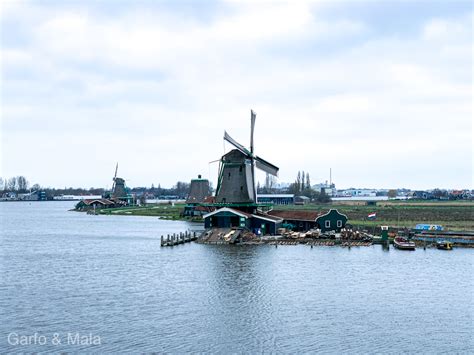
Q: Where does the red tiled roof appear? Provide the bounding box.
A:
[268,210,325,222]
[252,212,283,222]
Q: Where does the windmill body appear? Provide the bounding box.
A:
[215,149,255,204]
[110,163,130,201]
[186,175,211,204]
[112,177,127,199]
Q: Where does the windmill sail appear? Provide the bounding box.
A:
[250,110,256,154]
[111,162,118,192]
[224,131,251,156]
[255,156,279,176]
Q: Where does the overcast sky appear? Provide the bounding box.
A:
[1,0,472,190]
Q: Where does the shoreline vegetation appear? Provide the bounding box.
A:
[84,200,474,231]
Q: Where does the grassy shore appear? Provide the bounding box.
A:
[94,200,474,231]
[96,203,201,222]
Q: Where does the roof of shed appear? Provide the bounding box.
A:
[252,212,283,223]
[82,198,115,205]
[268,210,325,222]
[203,207,252,219]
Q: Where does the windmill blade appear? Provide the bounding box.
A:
[250,110,256,154]
[224,131,251,156]
[111,162,118,193]
[255,156,279,176]
[208,158,221,164]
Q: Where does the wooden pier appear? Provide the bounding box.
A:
[161,231,198,247]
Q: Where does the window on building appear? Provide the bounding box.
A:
[337,220,342,228]
[325,220,331,228]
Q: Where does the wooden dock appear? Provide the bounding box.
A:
[161,231,198,247]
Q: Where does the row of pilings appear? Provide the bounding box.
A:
[161,231,197,247]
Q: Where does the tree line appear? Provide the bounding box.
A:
[0,176,191,199]
[0,176,32,193]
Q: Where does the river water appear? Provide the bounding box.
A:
[0,201,472,353]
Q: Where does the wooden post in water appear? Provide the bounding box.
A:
[161,235,164,247]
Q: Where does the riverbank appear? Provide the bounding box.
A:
[88,203,202,222]
[88,200,474,231]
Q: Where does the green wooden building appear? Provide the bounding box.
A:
[268,209,348,232]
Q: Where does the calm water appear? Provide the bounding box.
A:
[0,201,472,353]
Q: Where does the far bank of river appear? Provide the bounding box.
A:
[90,201,474,231]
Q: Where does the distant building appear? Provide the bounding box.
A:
[294,195,310,205]
[257,194,294,205]
[53,195,102,201]
[449,190,472,200]
[411,191,434,200]
[18,191,39,201]
[341,189,377,197]
[313,182,336,196]
[75,198,121,211]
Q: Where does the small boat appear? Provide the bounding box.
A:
[436,241,453,250]
[393,236,416,250]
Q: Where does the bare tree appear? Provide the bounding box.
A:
[17,176,29,192]
[7,177,17,191]
[265,173,276,191]
[296,171,301,192]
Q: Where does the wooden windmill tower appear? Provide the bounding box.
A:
[215,110,279,212]
[111,163,127,199]
[186,175,211,204]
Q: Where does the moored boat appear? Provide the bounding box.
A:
[436,240,453,250]
[393,236,416,250]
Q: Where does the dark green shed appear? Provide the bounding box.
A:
[315,209,348,232]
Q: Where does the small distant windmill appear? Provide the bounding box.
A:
[186,175,211,204]
[215,110,278,209]
[111,163,127,199]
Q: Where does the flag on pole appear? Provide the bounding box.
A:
[367,212,377,219]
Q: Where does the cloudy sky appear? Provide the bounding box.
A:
[1,0,472,190]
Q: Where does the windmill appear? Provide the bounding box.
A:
[186,175,211,204]
[215,110,279,209]
[111,163,127,199]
